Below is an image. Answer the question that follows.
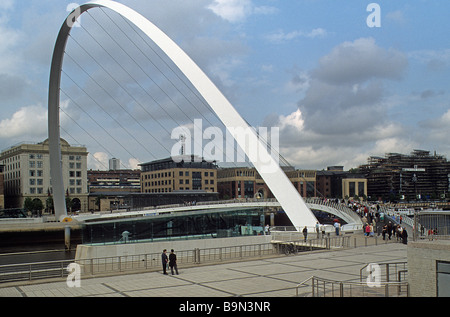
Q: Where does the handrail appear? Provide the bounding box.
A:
[0,242,279,283]
[295,275,409,297]
[296,276,315,296]
[359,261,408,282]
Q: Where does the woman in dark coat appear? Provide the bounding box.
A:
[401,227,408,244]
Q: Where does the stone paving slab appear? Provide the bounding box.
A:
[0,240,408,298]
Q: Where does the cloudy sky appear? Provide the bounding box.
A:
[1,0,450,171]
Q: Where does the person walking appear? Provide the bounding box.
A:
[382,225,387,240]
[315,222,320,239]
[387,221,393,240]
[303,226,308,242]
[169,249,179,275]
[320,223,326,238]
[161,249,168,275]
[401,227,408,244]
[334,221,340,236]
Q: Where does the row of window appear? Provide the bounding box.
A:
[142,171,215,180]
[143,178,215,187]
[28,187,83,194]
[143,187,216,193]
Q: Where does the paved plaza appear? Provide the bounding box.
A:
[0,238,408,298]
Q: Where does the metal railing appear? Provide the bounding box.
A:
[270,235,352,251]
[360,262,408,283]
[0,242,279,283]
[296,276,409,297]
[0,259,75,283]
[296,261,409,297]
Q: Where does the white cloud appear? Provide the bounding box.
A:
[0,0,14,11]
[266,28,327,43]
[208,0,253,23]
[128,158,141,170]
[0,104,47,139]
[207,0,277,23]
[419,109,450,148]
[88,152,109,170]
[313,37,407,85]
[386,10,407,25]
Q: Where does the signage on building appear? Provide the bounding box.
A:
[402,165,425,172]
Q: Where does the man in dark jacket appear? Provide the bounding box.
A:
[169,249,179,275]
[161,249,168,275]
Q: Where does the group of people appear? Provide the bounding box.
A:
[161,249,179,275]
[381,221,408,244]
[301,222,340,242]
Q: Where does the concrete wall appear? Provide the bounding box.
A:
[407,240,450,297]
[75,235,272,260]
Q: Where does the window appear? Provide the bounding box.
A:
[349,182,356,197]
[358,182,365,196]
[437,261,450,297]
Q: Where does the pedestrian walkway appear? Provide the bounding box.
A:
[0,236,407,297]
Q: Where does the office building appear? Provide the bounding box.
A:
[140,155,218,193]
[0,139,89,212]
[109,158,120,171]
[316,166,367,200]
[359,150,450,201]
[217,167,317,199]
[87,169,141,211]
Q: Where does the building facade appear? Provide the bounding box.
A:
[316,166,368,200]
[0,139,89,212]
[87,169,141,211]
[0,165,4,210]
[217,167,317,199]
[359,150,450,201]
[140,155,217,194]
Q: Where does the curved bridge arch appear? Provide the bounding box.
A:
[48,0,318,228]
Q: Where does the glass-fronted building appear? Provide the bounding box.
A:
[81,207,265,245]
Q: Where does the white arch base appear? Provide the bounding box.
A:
[49,0,318,228]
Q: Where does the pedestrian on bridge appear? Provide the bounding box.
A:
[161,249,168,275]
[303,226,308,242]
[169,249,179,275]
[401,227,408,244]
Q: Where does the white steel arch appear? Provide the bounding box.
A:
[48,0,318,228]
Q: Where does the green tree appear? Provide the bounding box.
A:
[24,197,34,213]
